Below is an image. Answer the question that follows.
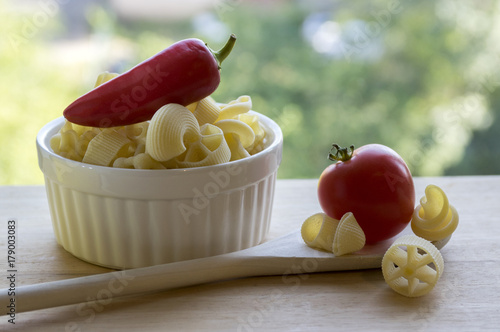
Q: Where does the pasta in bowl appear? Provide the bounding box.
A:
[36,99,282,269]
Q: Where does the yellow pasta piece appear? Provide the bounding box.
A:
[193,97,221,125]
[82,129,132,166]
[186,101,198,113]
[80,129,99,142]
[133,153,166,169]
[133,142,146,156]
[215,119,255,149]
[60,120,74,133]
[175,124,230,168]
[50,121,101,161]
[146,104,201,162]
[113,153,166,169]
[332,212,366,256]
[50,133,73,161]
[112,157,134,169]
[411,185,459,242]
[76,130,99,159]
[107,122,149,159]
[49,134,61,152]
[382,235,444,297]
[161,158,179,169]
[124,121,149,141]
[238,113,265,138]
[236,113,267,155]
[225,133,251,161]
[301,212,366,256]
[94,71,119,88]
[71,123,97,136]
[301,213,339,252]
[56,130,83,161]
[247,140,266,155]
[216,95,252,121]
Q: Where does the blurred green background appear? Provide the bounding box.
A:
[1,0,499,185]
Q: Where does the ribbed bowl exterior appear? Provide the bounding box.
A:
[43,172,276,269]
[37,114,282,269]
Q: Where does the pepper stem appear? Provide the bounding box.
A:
[328,144,355,162]
[208,34,237,69]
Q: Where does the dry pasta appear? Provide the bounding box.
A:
[225,134,251,161]
[50,122,100,162]
[82,129,132,166]
[175,124,231,168]
[193,97,221,126]
[51,130,82,161]
[186,101,198,113]
[411,185,459,242]
[123,121,149,143]
[301,212,366,256]
[216,95,252,121]
[238,113,265,138]
[332,212,366,256]
[301,213,339,252]
[382,235,444,297]
[133,142,146,156]
[215,119,255,149]
[113,153,166,169]
[146,104,201,162]
[94,71,119,87]
[237,113,266,154]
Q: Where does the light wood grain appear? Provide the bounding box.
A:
[1,177,499,331]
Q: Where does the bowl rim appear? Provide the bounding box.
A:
[37,111,283,176]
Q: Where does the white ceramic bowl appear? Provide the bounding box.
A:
[36,112,282,269]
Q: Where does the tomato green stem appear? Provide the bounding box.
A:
[209,34,237,69]
[328,144,354,162]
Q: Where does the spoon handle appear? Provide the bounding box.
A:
[4,250,290,313]
[2,230,398,313]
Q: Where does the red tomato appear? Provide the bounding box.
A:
[317,144,415,244]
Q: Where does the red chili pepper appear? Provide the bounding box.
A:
[63,34,237,127]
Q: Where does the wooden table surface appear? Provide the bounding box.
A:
[1,176,499,331]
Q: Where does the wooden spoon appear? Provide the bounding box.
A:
[1,229,449,313]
